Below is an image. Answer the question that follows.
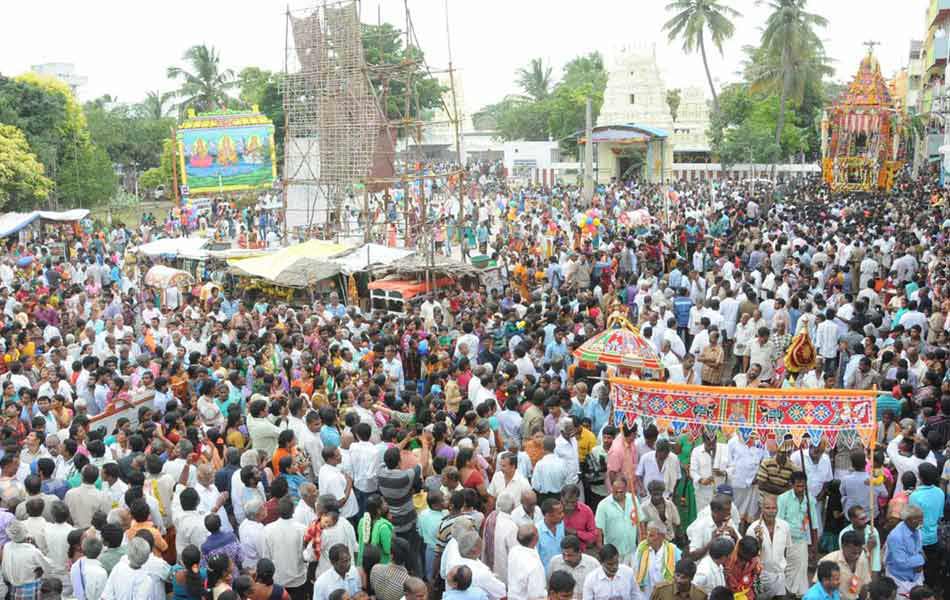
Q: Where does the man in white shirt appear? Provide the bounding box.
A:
[748,494,790,599]
[348,422,379,513]
[693,538,733,594]
[548,535,600,600]
[238,498,266,566]
[727,433,766,529]
[482,494,519,586]
[455,323,480,363]
[487,452,532,508]
[443,529,506,600]
[512,489,544,528]
[582,544,638,600]
[689,435,727,512]
[173,488,210,559]
[261,498,310,594]
[318,447,358,520]
[687,494,739,561]
[507,524,547,600]
[70,537,109,600]
[636,439,679,499]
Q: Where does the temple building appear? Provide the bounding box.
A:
[586,44,711,183]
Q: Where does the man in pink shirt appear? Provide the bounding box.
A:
[607,422,639,495]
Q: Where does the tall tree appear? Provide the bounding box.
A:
[663,0,741,112]
[137,90,175,120]
[0,73,115,206]
[758,0,828,145]
[166,45,236,114]
[0,124,53,210]
[516,58,554,102]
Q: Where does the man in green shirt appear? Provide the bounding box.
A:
[777,471,818,597]
[838,505,881,575]
[594,474,639,560]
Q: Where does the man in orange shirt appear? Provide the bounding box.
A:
[126,498,168,556]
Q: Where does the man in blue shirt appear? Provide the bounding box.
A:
[537,497,565,573]
[672,288,693,344]
[909,463,944,587]
[884,505,925,595]
[803,561,842,600]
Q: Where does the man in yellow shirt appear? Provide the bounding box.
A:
[577,417,597,463]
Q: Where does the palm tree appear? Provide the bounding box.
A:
[166,45,236,114]
[516,58,553,102]
[137,90,175,120]
[758,0,828,145]
[663,0,741,113]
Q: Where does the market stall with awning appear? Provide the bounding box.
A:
[0,209,90,238]
[228,239,348,288]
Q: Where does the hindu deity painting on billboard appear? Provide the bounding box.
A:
[176,109,278,195]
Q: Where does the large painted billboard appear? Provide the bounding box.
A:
[176,110,277,195]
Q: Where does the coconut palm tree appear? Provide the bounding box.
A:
[758,0,828,145]
[663,0,741,113]
[516,58,553,102]
[166,45,236,114]
[137,90,175,120]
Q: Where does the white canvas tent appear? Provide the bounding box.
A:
[134,237,209,258]
[329,243,415,274]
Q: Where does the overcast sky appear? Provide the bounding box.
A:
[0,0,929,114]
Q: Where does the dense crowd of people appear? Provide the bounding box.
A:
[0,171,948,600]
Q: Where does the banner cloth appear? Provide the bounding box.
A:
[609,378,877,449]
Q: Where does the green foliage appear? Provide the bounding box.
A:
[84,97,173,171]
[361,23,445,123]
[237,67,273,108]
[709,84,806,167]
[237,68,285,165]
[0,73,118,207]
[139,139,177,194]
[56,142,117,206]
[167,45,237,115]
[757,0,829,145]
[138,167,166,192]
[667,89,682,122]
[516,58,554,102]
[137,91,175,120]
[481,52,608,155]
[0,124,53,209]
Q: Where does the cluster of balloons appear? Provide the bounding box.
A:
[575,210,602,235]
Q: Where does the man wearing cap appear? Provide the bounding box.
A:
[756,440,796,500]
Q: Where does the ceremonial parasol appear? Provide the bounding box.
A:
[784,329,818,374]
[573,312,662,373]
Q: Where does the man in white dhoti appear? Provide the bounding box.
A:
[690,433,727,513]
[777,471,818,597]
[749,494,790,600]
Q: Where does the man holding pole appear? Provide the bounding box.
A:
[777,471,817,598]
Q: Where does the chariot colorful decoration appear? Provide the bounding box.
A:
[821,49,904,193]
[573,313,662,377]
[609,379,877,450]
